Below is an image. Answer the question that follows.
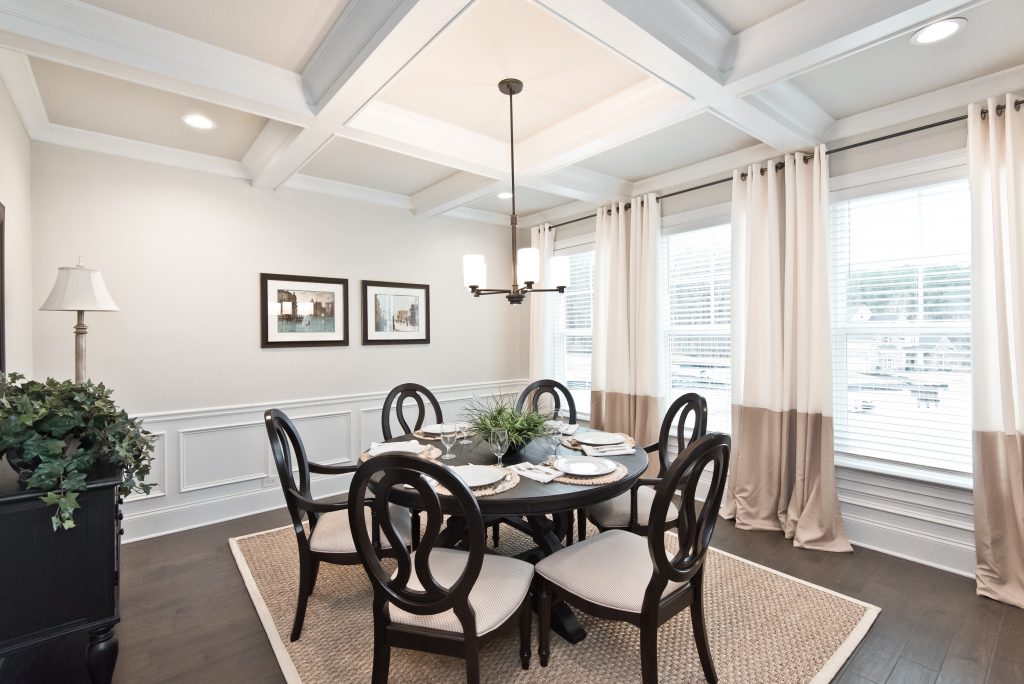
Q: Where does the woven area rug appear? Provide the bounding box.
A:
[230,523,878,684]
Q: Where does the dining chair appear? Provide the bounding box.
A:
[264,409,412,642]
[586,392,708,535]
[536,432,731,683]
[381,383,444,440]
[348,453,535,684]
[515,379,578,425]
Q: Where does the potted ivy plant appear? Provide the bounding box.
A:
[464,394,548,455]
[0,372,155,530]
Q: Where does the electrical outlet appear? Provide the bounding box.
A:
[262,476,280,489]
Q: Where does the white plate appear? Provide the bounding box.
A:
[420,424,451,435]
[574,431,625,446]
[451,465,505,488]
[553,456,616,476]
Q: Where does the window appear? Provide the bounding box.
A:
[829,178,972,478]
[661,223,732,433]
[552,249,595,410]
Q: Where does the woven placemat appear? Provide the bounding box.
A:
[561,433,636,451]
[546,460,628,486]
[435,468,520,498]
[358,445,442,463]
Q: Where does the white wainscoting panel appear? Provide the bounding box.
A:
[121,379,528,542]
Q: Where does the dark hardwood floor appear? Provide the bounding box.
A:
[3,507,1020,683]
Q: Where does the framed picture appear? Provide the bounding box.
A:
[361,280,430,345]
[260,273,348,348]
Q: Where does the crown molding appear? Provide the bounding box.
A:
[283,174,412,210]
[444,206,509,226]
[0,47,46,136]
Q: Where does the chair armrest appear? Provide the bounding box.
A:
[308,460,359,475]
[628,477,663,533]
[636,477,662,488]
[643,442,658,453]
[287,487,350,514]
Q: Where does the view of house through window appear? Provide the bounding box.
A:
[661,223,732,433]
[829,178,972,476]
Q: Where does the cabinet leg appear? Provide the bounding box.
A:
[87,627,118,684]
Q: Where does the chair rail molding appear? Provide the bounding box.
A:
[121,378,528,542]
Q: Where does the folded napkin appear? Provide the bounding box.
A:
[509,462,564,483]
[562,423,580,436]
[366,440,430,457]
[581,444,634,457]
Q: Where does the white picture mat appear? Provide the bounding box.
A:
[266,278,346,343]
[365,284,427,341]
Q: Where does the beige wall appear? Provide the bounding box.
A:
[31,143,528,414]
[0,76,32,375]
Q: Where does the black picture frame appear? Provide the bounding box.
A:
[361,280,430,345]
[260,273,349,348]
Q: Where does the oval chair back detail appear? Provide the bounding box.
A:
[381,383,443,440]
[536,432,731,683]
[264,408,380,642]
[654,392,708,477]
[348,454,535,683]
[515,379,577,424]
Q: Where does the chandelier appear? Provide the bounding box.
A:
[462,78,570,305]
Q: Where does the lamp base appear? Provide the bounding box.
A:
[74,310,87,384]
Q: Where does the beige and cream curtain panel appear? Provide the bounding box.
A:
[723,146,852,552]
[590,194,662,446]
[968,95,1024,609]
[528,223,554,380]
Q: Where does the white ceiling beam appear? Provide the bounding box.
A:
[521,200,595,229]
[445,207,510,226]
[712,84,834,150]
[412,173,502,218]
[0,0,313,125]
[249,0,474,190]
[282,174,412,209]
[825,62,1024,142]
[241,121,301,181]
[527,166,631,203]
[0,47,46,136]
[722,0,992,92]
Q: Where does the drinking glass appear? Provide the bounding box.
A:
[490,429,509,465]
[440,423,457,461]
[547,410,564,457]
[457,411,473,445]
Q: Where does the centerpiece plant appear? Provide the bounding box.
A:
[463,394,547,452]
[0,372,156,531]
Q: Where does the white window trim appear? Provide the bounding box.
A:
[830,148,972,489]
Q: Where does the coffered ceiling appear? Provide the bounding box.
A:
[0,0,1020,226]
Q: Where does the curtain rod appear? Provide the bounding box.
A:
[547,99,1022,230]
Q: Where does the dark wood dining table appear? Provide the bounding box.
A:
[375,431,649,644]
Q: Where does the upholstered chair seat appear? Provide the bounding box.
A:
[586,487,679,531]
[309,503,412,554]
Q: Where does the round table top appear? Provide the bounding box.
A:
[376,432,649,517]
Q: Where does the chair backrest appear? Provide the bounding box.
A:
[515,379,577,424]
[647,432,730,588]
[349,454,486,633]
[381,383,443,439]
[264,408,316,533]
[654,393,708,476]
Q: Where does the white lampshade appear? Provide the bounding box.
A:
[550,255,571,288]
[463,254,486,289]
[517,247,540,286]
[40,260,119,312]
[297,301,315,316]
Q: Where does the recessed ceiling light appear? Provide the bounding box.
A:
[181,113,217,130]
[911,18,966,45]
[497,191,513,199]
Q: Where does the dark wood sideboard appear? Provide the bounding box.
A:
[0,459,122,683]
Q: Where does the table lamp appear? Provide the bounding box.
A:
[40,258,119,383]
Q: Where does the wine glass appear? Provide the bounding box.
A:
[489,429,509,465]
[547,409,563,457]
[457,410,473,445]
[440,423,457,461]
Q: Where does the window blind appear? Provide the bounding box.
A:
[660,224,732,433]
[829,178,972,475]
[552,250,595,409]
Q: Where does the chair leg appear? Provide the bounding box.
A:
[307,559,321,596]
[691,572,718,683]
[639,621,659,684]
[564,511,574,546]
[577,508,587,542]
[519,596,531,670]
[465,638,481,684]
[290,551,311,641]
[538,581,551,667]
[371,637,390,684]
[492,521,500,547]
